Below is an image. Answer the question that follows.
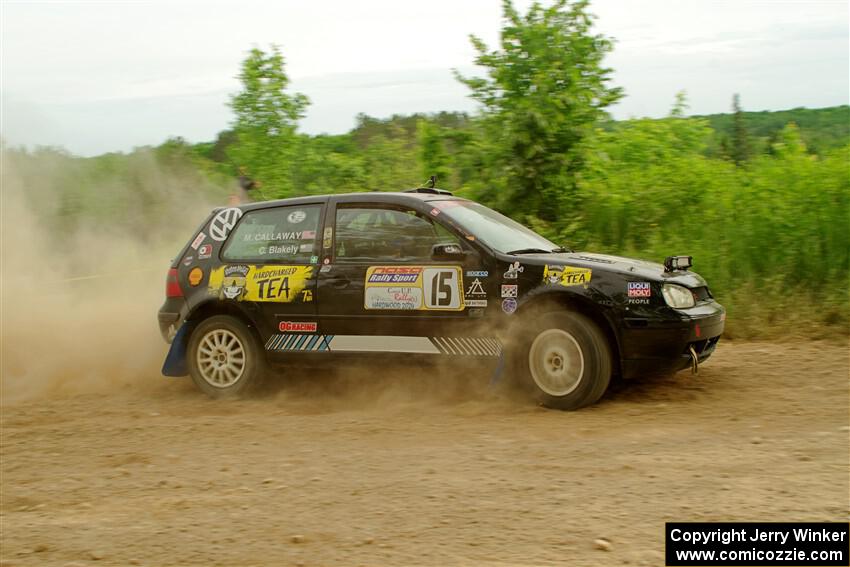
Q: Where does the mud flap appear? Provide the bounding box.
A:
[161,324,190,377]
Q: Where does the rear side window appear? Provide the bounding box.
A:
[222,205,321,263]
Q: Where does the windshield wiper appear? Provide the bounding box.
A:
[551,246,573,253]
[505,248,553,255]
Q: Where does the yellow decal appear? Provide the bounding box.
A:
[208,265,313,302]
[188,267,203,287]
[364,266,464,311]
[543,265,592,287]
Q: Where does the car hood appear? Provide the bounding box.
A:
[517,251,709,288]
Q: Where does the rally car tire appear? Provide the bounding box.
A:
[187,315,267,398]
[513,311,611,410]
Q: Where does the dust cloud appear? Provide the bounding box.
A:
[0,148,222,403]
[0,148,510,408]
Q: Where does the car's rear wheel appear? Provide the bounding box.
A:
[513,311,611,410]
[187,315,266,398]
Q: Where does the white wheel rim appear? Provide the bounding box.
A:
[196,329,246,388]
[528,329,585,397]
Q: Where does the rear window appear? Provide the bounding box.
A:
[222,205,321,263]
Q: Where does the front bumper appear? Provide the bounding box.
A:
[619,301,725,379]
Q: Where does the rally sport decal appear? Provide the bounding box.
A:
[364,266,464,311]
[208,265,313,303]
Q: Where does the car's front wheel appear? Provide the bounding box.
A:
[513,311,611,410]
[187,315,266,398]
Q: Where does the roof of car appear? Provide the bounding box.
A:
[231,191,467,213]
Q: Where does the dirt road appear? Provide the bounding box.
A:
[1,341,848,566]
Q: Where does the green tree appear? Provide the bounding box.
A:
[455,0,623,223]
[228,46,309,197]
[417,119,451,185]
[731,93,750,165]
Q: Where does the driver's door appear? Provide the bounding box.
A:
[316,201,486,346]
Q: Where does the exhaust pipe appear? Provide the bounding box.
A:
[688,345,699,375]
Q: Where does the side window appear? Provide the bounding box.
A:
[335,206,461,262]
[222,205,321,263]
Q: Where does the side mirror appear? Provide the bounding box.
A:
[431,242,465,260]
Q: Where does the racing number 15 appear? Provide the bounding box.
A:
[423,268,461,310]
[430,271,452,307]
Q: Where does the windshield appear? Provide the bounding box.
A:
[436,201,559,254]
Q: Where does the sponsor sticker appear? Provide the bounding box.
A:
[209,208,243,242]
[224,265,250,277]
[302,230,316,240]
[198,244,212,259]
[322,227,333,249]
[465,278,486,296]
[430,207,441,217]
[466,270,488,278]
[287,210,306,224]
[364,266,464,311]
[628,282,651,298]
[208,265,313,303]
[368,267,423,284]
[502,298,517,314]
[309,255,319,264]
[543,265,592,287]
[503,261,524,279]
[279,321,317,333]
[188,267,203,287]
[182,255,194,266]
[299,243,314,253]
[190,232,206,250]
[465,299,488,308]
[365,286,423,310]
[501,284,518,298]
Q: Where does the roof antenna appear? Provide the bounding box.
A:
[425,175,437,189]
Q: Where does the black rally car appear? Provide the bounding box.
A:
[159,188,724,410]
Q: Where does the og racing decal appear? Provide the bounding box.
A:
[208,265,313,302]
[364,266,464,311]
[543,265,592,287]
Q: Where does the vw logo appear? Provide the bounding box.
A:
[209,208,243,241]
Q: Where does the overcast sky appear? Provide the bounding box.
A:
[1,0,847,156]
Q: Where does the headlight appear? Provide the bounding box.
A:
[662,284,695,309]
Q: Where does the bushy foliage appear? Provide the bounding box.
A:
[575,118,849,335]
[228,46,309,196]
[8,2,847,337]
[455,0,622,225]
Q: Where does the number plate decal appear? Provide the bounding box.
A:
[364,266,464,311]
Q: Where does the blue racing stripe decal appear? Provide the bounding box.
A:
[264,334,499,355]
[283,334,298,350]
